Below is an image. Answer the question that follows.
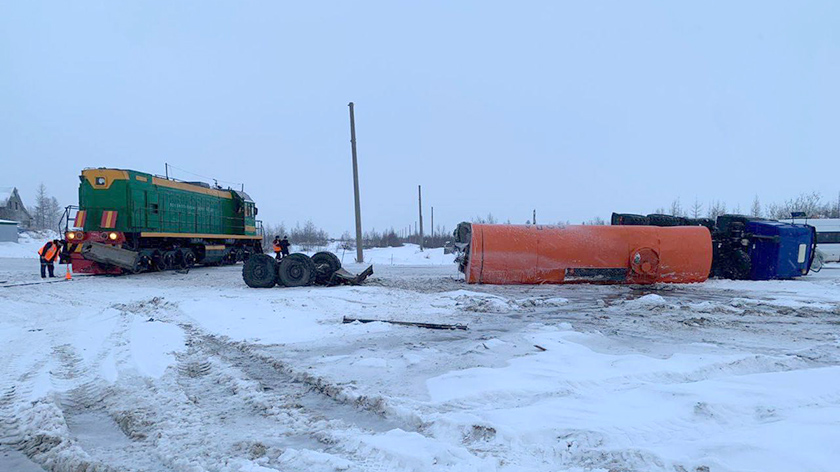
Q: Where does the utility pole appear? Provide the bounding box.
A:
[348,102,364,263]
[418,185,424,251]
[431,206,434,238]
[165,163,169,179]
[835,192,840,218]
[533,209,536,225]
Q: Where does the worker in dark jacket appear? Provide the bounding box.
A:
[38,239,62,278]
[279,236,291,257]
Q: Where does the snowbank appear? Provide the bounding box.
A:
[0,230,59,259]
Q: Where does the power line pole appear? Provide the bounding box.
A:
[418,185,424,251]
[431,206,434,238]
[348,102,364,263]
[533,209,536,225]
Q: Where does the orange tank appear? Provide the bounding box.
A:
[457,223,712,285]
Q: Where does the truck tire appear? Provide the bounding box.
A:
[311,251,341,285]
[243,254,278,288]
[722,249,751,280]
[277,253,316,287]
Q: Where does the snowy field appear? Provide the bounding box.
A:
[2,240,840,472]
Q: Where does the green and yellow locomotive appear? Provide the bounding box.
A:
[65,168,263,274]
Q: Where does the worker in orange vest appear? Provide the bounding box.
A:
[38,239,62,278]
[272,236,283,260]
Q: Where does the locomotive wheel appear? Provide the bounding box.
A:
[150,251,163,271]
[277,253,316,287]
[181,249,197,268]
[161,251,177,271]
[311,251,341,285]
[242,254,278,288]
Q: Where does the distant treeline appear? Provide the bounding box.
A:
[475,191,840,227]
[261,192,840,252]
[262,222,451,250]
[653,192,840,220]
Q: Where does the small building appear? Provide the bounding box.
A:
[0,187,32,229]
[0,219,19,243]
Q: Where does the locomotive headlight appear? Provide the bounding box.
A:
[108,232,118,240]
[67,232,76,240]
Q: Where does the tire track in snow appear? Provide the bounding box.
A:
[76,298,485,471]
[0,304,178,472]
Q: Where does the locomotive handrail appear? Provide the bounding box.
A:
[59,205,81,234]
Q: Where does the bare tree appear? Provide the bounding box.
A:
[751,195,762,217]
[690,198,703,218]
[472,213,497,224]
[290,220,329,250]
[583,216,606,225]
[30,183,60,230]
[707,200,727,219]
[669,198,684,217]
[766,192,823,219]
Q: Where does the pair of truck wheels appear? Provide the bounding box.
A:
[242,252,341,288]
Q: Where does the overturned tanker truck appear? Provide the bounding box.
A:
[452,222,712,285]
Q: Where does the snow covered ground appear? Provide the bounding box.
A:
[305,243,456,266]
[2,238,840,471]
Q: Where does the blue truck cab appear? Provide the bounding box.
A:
[612,212,817,280]
[745,220,815,280]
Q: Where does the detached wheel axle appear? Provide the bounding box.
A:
[242,254,279,288]
[277,253,316,287]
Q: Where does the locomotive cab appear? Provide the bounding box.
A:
[232,190,258,237]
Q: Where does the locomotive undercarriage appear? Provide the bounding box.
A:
[70,232,262,274]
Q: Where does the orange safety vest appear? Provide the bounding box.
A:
[273,243,281,253]
[38,242,59,262]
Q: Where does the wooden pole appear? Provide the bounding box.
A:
[431,206,434,238]
[418,185,424,251]
[348,102,364,263]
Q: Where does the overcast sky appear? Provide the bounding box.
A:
[2,1,838,235]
